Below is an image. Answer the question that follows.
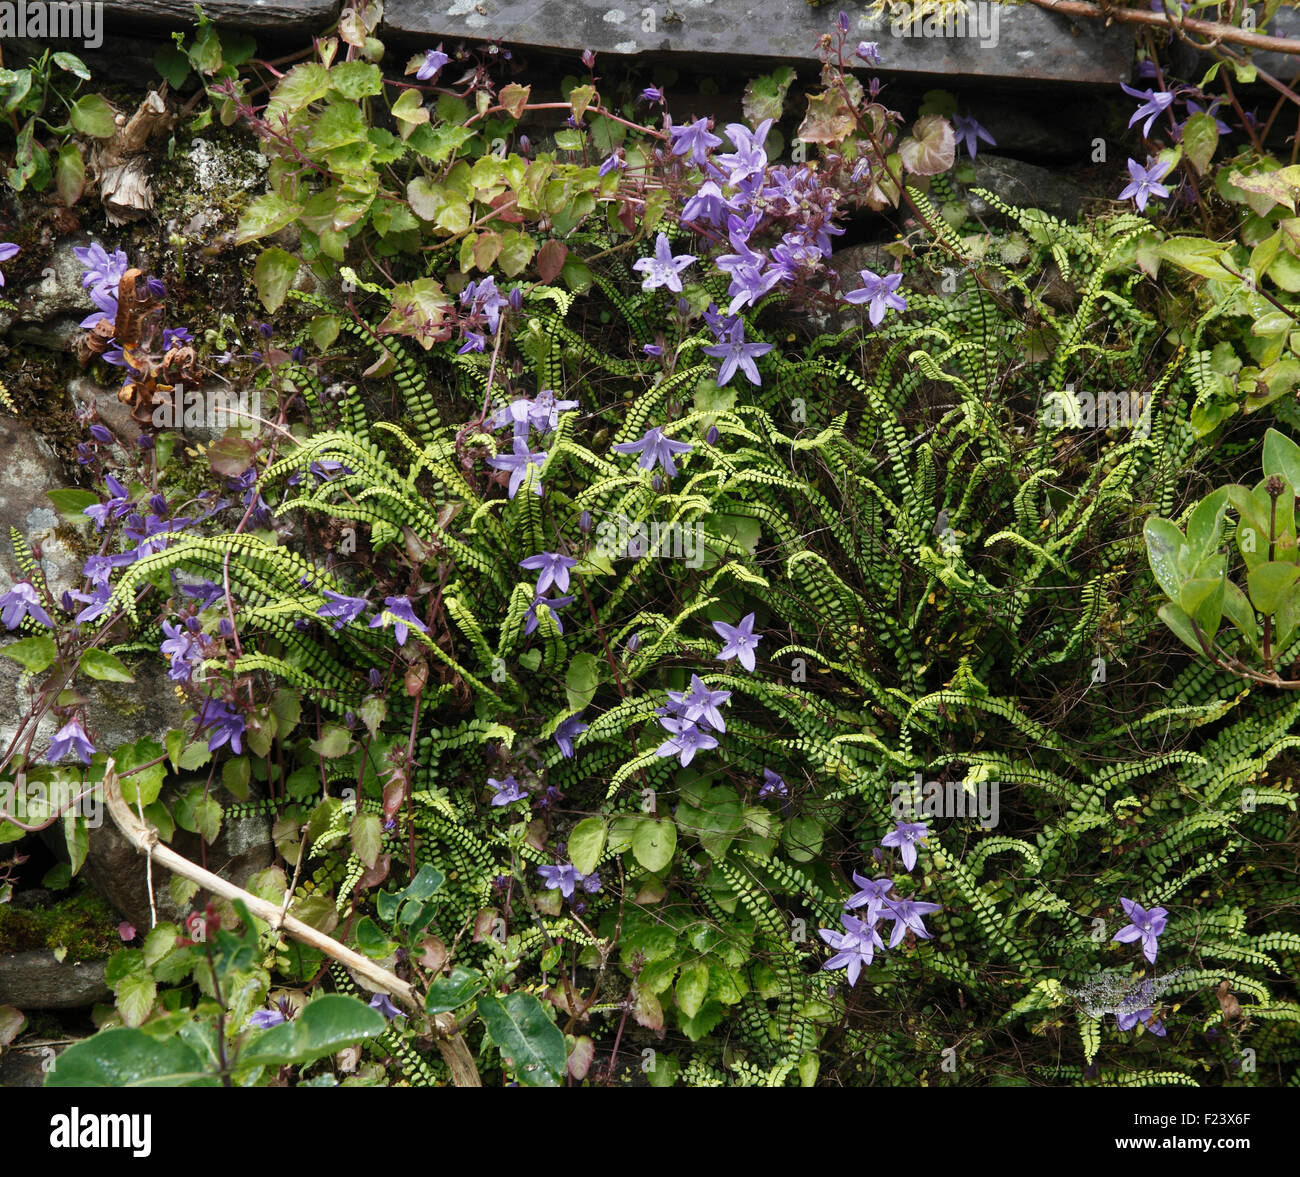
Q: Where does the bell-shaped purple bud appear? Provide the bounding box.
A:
[706,425,719,445]
[579,510,593,534]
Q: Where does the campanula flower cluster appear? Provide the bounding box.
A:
[819,820,941,986]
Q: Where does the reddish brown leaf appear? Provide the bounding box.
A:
[537,239,568,284]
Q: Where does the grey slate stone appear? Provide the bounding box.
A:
[962,153,1109,223]
[101,0,341,33]
[0,952,110,1010]
[1246,6,1300,84]
[382,0,1133,83]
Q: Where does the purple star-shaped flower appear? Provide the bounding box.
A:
[196,696,245,755]
[701,320,773,387]
[881,820,928,872]
[1112,897,1168,964]
[881,896,942,948]
[843,269,907,327]
[416,47,449,82]
[855,41,881,66]
[1116,1006,1166,1036]
[681,180,734,228]
[177,578,225,610]
[667,117,723,166]
[818,913,884,986]
[632,232,697,294]
[758,768,788,800]
[845,871,894,919]
[83,474,133,531]
[160,619,205,682]
[461,275,506,335]
[538,862,584,898]
[522,594,573,637]
[952,114,996,160]
[611,426,693,477]
[491,397,536,442]
[248,1009,286,1029]
[486,436,547,498]
[73,242,130,297]
[79,284,119,331]
[528,389,578,435]
[317,589,369,630]
[555,713,588,758]
[47,717,95,765]
[1118,156,1172,212]
[66,583,113,624]
[654,716,719,766]
[519,551,578,595]
[712,613,761,672]
[489,775,528,806]
[369,992,406,1019]
[712,119,772,188]
[369,595,428,647]
[666,674,731,732]
[1,582,53,629]
[0,242,18,287]
[1121,82,1176,138]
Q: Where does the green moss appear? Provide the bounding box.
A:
[0,888,121,958]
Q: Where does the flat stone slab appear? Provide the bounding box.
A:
[101,0,341,33]
[1251,6,1300,84]
[0,952,109,1010]
[382,0,1134,83]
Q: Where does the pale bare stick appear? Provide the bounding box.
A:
[102,759,481,1086]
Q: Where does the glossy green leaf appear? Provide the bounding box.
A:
[568,816,606,875]
[477,992,566,1087]
[68,94,116,138]
[424,966,485,1013]
[675,963,709,1019]
[1158,601,1210,657]
[1144,517,1188,601]
[47,1028,219,1087]
[80,648,134,683]
[1246,561,1300,616]
[239,995,387,1068]
[1,635,57,673]
[253,246,299,313]
[235,191,303,245]
[632,817,676,873]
